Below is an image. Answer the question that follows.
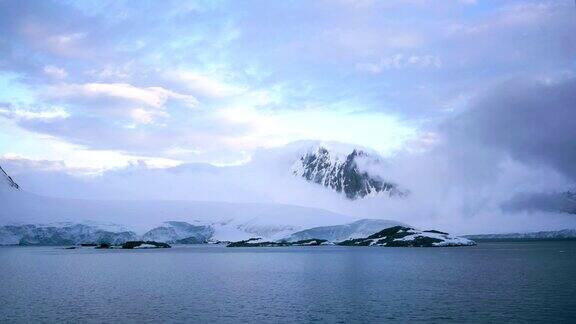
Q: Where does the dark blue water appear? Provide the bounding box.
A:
[1,242,575,323]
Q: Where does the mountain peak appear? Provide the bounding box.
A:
[291,144,404,200]
[0,165,20,191]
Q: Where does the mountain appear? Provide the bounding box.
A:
[0,165,20,191]
[142,221,214,243]
[291,145,404,200]
[338,226,476,247]
[0,223,137,246]
[284,219,406,242]
[465,229,576,241]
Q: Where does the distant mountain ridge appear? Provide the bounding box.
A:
[291,145,404,200]
[465,229,576,241]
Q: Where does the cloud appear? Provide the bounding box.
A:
[0,105,69,120]
[356,54,441,73]
[163,70,246,99]
[41,82,198,125]
[43,65,67,79]
[49,82,198,109]
[503,191,576,215]
[445,76,576,182]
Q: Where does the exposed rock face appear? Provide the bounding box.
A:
[0,165,20,190]
[0,224,137,246]
[292,146,404,200]
[338,226,476,247]
[142,221,214,243]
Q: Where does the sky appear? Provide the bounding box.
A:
[1,0,574,171]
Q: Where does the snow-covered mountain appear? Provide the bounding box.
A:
[284,219,407,242]
[291,145,405,200]
[0,165,20,191]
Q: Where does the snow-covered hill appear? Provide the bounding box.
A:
[284,219,407,242]
[291,144,405,200]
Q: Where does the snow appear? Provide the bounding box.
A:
[299,240,318,245]
[133,244,157,249]
[433,237,475,247]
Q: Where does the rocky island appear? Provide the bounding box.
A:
[227,226,475,248]
[121,241,171,249]
[227,238,330,247]
[338,226,475,247]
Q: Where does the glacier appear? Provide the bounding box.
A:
[284,219,407,242]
